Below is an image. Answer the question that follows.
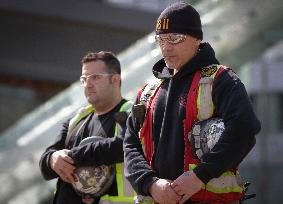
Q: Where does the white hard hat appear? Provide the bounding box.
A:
[188,118,225,159]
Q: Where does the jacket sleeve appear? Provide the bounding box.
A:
[69,103,132,167]
[123,98,159,196]
[39,120,70,180]
[193,69,261,184]
[69,133,125,167]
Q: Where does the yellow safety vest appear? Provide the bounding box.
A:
[67,100,135,204]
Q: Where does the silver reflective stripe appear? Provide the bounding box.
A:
[208,174,242,188]
[100,201,133,204]
[198,77,214,121]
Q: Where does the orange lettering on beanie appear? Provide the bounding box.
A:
[156,18,169,31]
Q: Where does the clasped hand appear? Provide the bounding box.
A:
[149,179,181,204]
[150,171,204,204]
[50,149,77,183]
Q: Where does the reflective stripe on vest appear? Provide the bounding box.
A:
[66,105,94,146]
[197,71,217,121]
[100,163,136,204]
[67,101,135,204]
[189,164,243,194]
[114,101,133,136]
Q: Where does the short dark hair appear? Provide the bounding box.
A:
[81,51,121,74]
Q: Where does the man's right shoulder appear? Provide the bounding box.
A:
[138,80,163,102]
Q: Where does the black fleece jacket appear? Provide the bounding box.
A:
[123,43,261,197]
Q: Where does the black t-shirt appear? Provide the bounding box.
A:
[86,106,117,137]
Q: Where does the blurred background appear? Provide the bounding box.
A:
[0,0,282,203]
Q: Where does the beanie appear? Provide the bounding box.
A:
[156,2,203,40]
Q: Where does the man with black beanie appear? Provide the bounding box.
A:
[124,2,260,204]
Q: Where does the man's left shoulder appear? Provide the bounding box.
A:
[218,66,241,82]
[215,65,241,82]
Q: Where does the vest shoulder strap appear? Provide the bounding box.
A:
[197,64,226,121]
[119,100,133,112]
[65,105,94,146]
[114,100,133,136]
[139,79,163,105]
[137,80,162,164]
